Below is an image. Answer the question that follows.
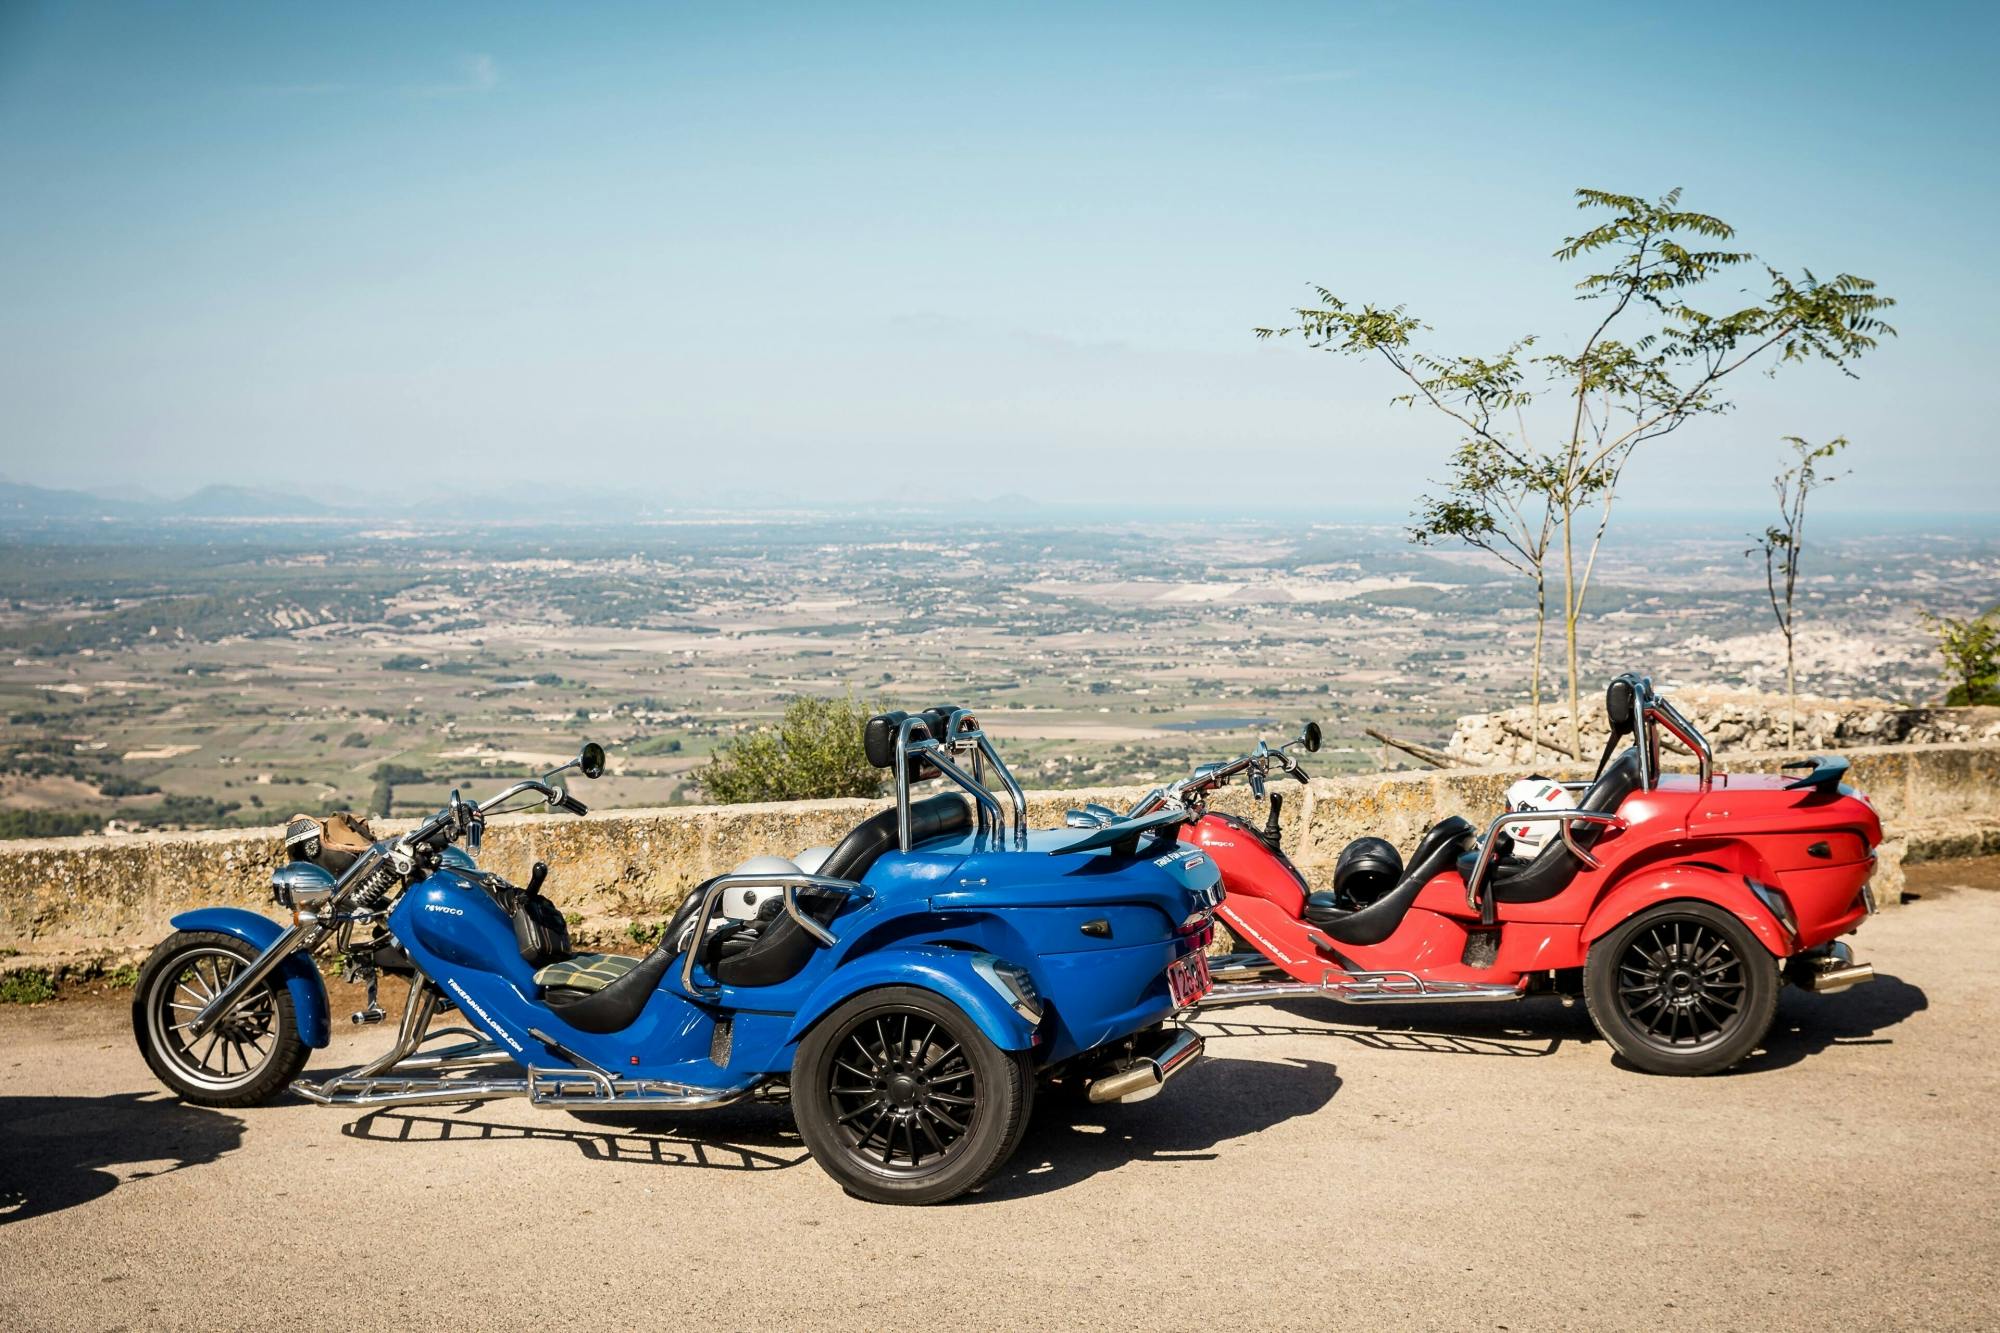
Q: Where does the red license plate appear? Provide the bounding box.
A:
[1167,950,1212,1008]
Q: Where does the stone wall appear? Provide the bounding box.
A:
[5,741,1998,981]
[1450,689,2000,767]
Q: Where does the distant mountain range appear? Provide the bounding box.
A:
[0,478,333,521]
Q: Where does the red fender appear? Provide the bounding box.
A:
[1580,865,1793,959]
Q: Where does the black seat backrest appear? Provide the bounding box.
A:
[818,793,971,883]
[863,709,962,779]
[1467,747,1645,904]
[708,793,970,989]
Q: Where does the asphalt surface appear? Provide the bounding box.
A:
[4,866,1997,1332]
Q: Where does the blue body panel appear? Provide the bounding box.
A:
[169,908,332,1048]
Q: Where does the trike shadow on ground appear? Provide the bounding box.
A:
[0,1092,245,1225]
[984,1055,1340,1202]
[341,1100,812,1174]
[1724,972,1928,1076]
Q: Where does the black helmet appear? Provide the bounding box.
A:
[1333,836,1404,908]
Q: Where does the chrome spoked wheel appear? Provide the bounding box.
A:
[1615,918,1746,1050]
[134,931,309,1105]
[827,1010,979,1174]
[147,948,280,1091]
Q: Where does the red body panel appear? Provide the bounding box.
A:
[1195,768,1881,989]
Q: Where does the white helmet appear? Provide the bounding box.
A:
[720,855,801,921]
[1502,777,1575,859]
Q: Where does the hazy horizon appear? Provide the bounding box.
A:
[3,2,1995,517]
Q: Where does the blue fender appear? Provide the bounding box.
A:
[170,908,331,1048]
[784,945,1038,1052]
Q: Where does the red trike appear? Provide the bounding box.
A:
[1118,675,1880,1075]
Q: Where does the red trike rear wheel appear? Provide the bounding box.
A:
[1584,902,1779,1076]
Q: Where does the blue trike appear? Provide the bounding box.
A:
[131,707,1219,1202]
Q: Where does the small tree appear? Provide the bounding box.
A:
[700,694,884,804]
[1411,432,1565,756]
[1748,436,1847,747]
[1919,609,2000,706]
[1260,188,1896,755]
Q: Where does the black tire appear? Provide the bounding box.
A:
[132,930,310,1107]
[792,985,1032,1205]
[1584,901,1779,1076]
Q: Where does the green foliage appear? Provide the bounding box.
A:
[532,672,565,687]
[700,694,884,804]
[103,963,140,989]
[340,731,369,748]
[0,809,99,839]
[382,654,427,671]
[0,969,57,1004]
[1921,608,2000,706]
[625,920,666,947]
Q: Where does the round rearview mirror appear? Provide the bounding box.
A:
[578,742,606,780]
[1301,721,1323,753]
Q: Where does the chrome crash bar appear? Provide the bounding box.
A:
[291,976,762,1111]
[1461,809,1629,919]
[675,870,867,995]
[1196,968,1529,1008]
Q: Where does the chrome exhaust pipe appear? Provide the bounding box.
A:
[1085,1027,1203,1105]
[1207,953,1287,985]
[1798,941,1874,993]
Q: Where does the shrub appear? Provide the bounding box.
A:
[0,969,56,1004]
[700,695,883,804]
[1921,608,2000,706]
[0,810,98,839]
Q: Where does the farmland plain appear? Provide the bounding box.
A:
[2,509,1993,834]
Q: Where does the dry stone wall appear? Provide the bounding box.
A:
[5,741,1996,982]
[1450,690,2000,767]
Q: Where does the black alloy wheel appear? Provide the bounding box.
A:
[792,986,1031,1204]
[1583,901,1779,1076]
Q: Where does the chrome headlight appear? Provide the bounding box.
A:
[271,862,337,911]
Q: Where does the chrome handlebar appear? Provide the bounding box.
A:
[1134,740,1309,817]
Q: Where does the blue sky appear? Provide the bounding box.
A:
[1,1,1994,515]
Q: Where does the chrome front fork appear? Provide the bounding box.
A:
[185,920,317,1040]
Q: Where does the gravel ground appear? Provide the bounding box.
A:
[3,863,1997,1332]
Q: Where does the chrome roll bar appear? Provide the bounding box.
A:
[676,870,868,994]
[1642,686,1713,790]
[891,708,1026,853]
[1460,808,1629,915]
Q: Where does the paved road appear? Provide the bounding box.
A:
[4,870,1997,1331]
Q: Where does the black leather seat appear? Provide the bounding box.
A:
[1303,816,1479,945]
[1458,746,1645,905]
[547,794,971,1034]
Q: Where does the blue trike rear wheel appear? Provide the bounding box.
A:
[792,986,1031,1204]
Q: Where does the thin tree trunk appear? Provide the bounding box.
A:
[1785,631,1797,749]
[1561,506,1582,759]
[1531,568,1547,762]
